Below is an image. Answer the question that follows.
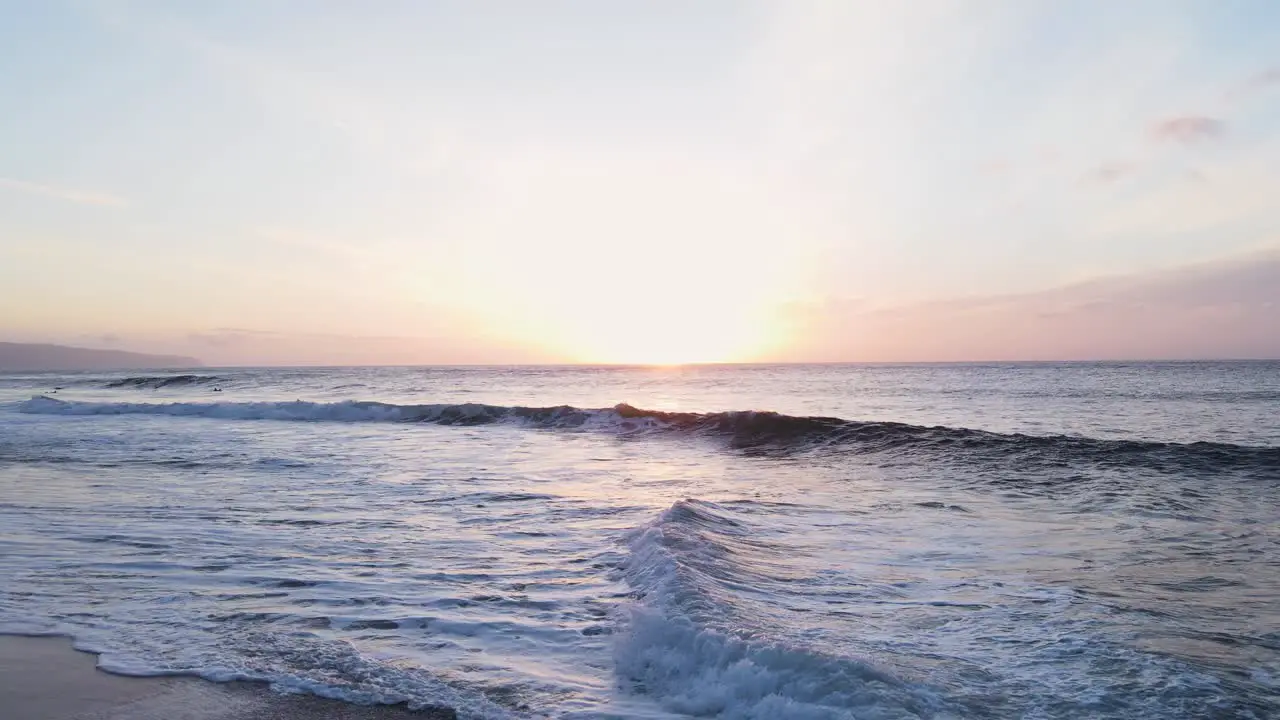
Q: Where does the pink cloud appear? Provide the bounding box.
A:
[773,249,1280,361]
[1149,116,1224,144]
[1083,162,1133,185]
[1254,68,1280,87]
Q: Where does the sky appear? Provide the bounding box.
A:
[1,0,1279,365]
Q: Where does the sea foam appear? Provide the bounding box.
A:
[614,500,953,720]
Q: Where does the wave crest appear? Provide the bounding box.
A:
[614,500,949,719]
[18,396,1279,472]
[104,374,221,389]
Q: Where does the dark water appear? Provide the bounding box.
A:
[1,362,1277,718]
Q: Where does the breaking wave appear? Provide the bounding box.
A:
[613,499,953,719]
[104,374,222,389]
[17,396,1280,473]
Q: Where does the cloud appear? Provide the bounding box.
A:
[1220,67,1280,102]
[1149,116,1224,143]
[1256,68,1280,87]
[186,328,305,348]
[1236,67,1280,98]
[174,328,557,365]
[76,333,123,346]
[982,160,1011,176]
[0,177,126,207]
[1083,161,1133,185]
[775,248,1280,361]
[185,331,248,348]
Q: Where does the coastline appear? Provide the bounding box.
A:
[0,635,455,720]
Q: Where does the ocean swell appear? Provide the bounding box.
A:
[104,374,222,389]
[18,396,1280,472]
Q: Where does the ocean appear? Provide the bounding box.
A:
[0,363,1277,719]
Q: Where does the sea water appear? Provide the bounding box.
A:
[1,363,1277,718]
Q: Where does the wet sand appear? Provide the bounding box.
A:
[0,635,455,720]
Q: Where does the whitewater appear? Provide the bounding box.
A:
[1,363,1278,718]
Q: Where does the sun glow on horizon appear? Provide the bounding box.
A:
[560,307,770,366]
[496,281,782,366]
[425,151,807,367]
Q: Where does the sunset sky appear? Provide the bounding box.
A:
[2,1,1279,364]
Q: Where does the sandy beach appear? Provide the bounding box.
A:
[0,636,455,720]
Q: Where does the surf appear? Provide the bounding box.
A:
[19,396,1280,473]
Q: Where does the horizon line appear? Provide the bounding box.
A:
[107,357,1280,370]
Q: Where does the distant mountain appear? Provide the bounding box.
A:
[0,343,201,371]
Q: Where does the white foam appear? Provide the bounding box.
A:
[19,396,419,422]
[614,502,950,720]
[5,626,514,719]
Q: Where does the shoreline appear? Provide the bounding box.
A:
[0,635,456,720]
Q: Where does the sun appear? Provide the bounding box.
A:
[557,296,772,365]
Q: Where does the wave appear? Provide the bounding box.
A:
[614,500,953,719]
[0,629,511,720]
[18,396,1280,472]
[104,374,222,389]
